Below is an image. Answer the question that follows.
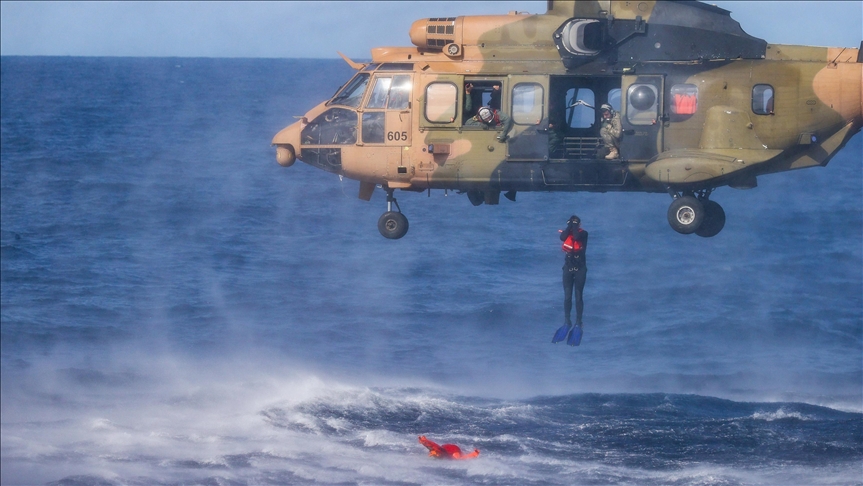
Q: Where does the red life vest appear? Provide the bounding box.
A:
[562,230,583,253]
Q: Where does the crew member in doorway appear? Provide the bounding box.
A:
[418,436,480,460]
[464,82,502,117]
[561,215,588,328]
[600,103,622,159]
[465,84,513,141]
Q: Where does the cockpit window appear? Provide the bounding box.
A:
[301,108,358,145]
[329,73,370,108]
[367,77,393,109]
[365,75,412,111]
[388,75,412,110]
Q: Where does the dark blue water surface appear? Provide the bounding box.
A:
[1,57,861,485]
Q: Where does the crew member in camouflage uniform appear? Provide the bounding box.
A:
[600,103,622,159]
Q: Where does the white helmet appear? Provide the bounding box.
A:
[477,106,494,124]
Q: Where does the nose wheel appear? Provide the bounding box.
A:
[666,189,725,237]
[378,189,409,239]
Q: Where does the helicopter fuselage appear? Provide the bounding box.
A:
[273,1,862,238]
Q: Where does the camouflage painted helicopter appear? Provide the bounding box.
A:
[273,0,862,239]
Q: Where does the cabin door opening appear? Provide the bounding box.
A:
[548,75,622,160]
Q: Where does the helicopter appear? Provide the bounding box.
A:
[272,0,862,239]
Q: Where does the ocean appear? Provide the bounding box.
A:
[1,57,861,485]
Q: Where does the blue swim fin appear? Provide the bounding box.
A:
[566,325,583,346]
[552,324,570,343]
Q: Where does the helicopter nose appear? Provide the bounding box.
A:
[272,120,303,167]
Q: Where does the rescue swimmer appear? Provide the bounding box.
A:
[273,1,863,239]
[553,215,588,346]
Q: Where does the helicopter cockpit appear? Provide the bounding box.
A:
[298,64,415,173]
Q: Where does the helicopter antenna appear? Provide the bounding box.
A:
[828,47,848,66]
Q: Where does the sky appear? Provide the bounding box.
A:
[0,1,861,59]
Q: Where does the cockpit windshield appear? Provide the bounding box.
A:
[329,73,370,108]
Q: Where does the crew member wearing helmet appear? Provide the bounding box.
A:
[464,84,513,142]
[560,215,588,328]
[600,103,622,159]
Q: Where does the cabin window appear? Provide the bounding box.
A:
[626,83,659,126]
[670,84,698,115]
[565,88,595,128]
[424,82,457,123]
[512,83,544,125]
[752,84,774,115]
[329,73,370,108]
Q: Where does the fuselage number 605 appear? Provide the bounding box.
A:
[387,131,408,142]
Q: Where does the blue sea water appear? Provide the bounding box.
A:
[0,57,861,485]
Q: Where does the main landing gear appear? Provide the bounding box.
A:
[378,189,409,239]
[666,189,726,237]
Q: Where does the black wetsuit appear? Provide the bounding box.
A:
[561,227,588,326]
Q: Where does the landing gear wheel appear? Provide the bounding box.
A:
[377,188,409,239]
[378,211,409,239]
[695,200,726,238]
[667,196,704,234]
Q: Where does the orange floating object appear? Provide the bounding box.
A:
[418,435,480,460]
